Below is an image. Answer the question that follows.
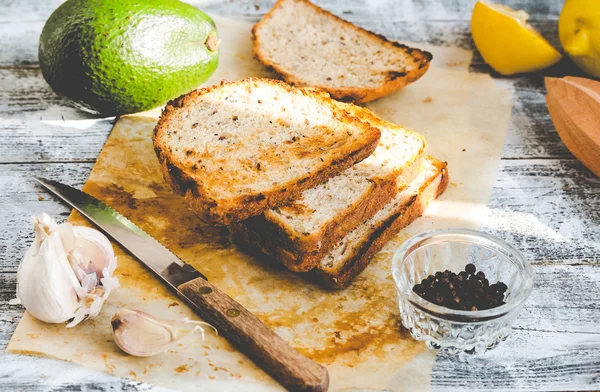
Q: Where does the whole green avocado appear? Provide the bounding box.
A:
[39,0,219,115]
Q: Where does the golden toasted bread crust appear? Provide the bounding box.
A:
[232,162,448,288]
[235,177,398,272]
[237,152,425,272]
[153,78,381,225]
[252,0,433,103]
[314,163,449,288]
[236,104,427,262]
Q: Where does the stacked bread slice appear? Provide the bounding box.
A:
[154,78,381,225]
[236,157,447,288]
[154,78,448,288]
[234,105,426,272]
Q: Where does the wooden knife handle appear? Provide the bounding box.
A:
[178,277,329,392]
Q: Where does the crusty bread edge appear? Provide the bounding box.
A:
[241,151,426,270]
[231,161,449,288]
[153,78,381,225]
[335,101,429,156]
[251,0,433,103]
[243,100,430,255]
[313,161,449,288]
[235,177,397,272]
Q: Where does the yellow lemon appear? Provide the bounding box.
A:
[559,0,600,78]
[471,0,562,75]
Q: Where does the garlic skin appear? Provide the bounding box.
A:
[111,309,216,357]
[69,226,116,284]
[13,214,81,324]
[12,213,119,327]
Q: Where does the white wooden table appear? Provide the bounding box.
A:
[1,0,599,390]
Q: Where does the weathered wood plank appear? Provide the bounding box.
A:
[0,68,112,163]
[433,330,600,391]
[0,0,563,25]
[0,67,64,114]
[486,158,600,264]
[0,163,93,273]
[503,75,571,160]
[0,353,163,392]
[0,119,111,163]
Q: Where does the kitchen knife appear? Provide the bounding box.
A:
[34,177,329,392]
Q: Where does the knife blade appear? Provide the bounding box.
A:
[34,177,329,392]
[33,178,207,287]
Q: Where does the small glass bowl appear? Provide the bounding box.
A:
[392,228,534,354]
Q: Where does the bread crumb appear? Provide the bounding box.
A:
[38,196,44,201]
[423,97,432,103]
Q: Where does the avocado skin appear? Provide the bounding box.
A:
[39,0,219,115]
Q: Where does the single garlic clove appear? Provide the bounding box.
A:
[111,309,215,357]
[69,226,116,283]
[64,223,120,327]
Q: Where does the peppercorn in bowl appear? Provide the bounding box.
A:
[392,228,534,354]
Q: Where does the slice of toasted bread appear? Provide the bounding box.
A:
[314,158,448,288]
[153,78,381,225]
[235,107,427,272]
[252,0,432,103]
[233,157,448,288]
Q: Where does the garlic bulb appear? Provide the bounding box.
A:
[11,213,119,327]
[111,309,216,357]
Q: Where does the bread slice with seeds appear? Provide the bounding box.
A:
[233,157,448,288]
[153,78,381,225]
[252,0,432,103]
[233,106,427,272]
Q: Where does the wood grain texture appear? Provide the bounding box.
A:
[178,278,329,391]
[0,68,113,163]
[0,163,92,273]
[0,0,563,25]
[1,0,599,391]
[486,159,600,264]
[545,77,600,177]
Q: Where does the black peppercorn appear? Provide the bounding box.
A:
[465,263,476,274]
[412,263,508,311]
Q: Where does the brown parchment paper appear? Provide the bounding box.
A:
[7,16,512,392]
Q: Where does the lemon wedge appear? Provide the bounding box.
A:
[559,0,600,78]
[471,0,562,75]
